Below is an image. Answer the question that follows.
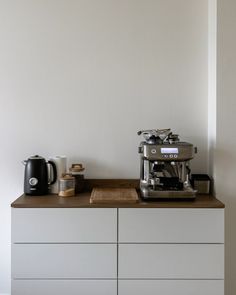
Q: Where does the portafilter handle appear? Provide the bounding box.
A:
[137,129,158,136]
[137,129,171,136]
[137,130,149,135]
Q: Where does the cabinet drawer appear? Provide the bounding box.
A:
[12,280,117,295]
[119,280,224,295]
[119,208,224,243]
[12,208,117,243]
[12,244,117,279]
[119,244,224,279]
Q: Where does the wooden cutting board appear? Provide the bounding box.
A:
[90,188,139,204]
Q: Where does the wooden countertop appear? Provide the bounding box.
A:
[11,179,224,208]
[11,192,225,208]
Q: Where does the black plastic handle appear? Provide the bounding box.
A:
[48,161,57,185]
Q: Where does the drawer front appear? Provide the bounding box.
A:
[119,280,224,295]
[119,244,224,279]
[119,208,224,243]
[12,244,117,279]
[12,208,117,243]
[12,280,117,295]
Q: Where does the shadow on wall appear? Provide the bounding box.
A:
[215,148,236,295]
[182,135,209,174]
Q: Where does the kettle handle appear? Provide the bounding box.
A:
[48,161,57,185]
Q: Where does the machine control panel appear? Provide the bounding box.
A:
[161,147,178,159]
[142,143,194,161]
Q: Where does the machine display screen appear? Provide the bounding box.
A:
[161,148,179,154]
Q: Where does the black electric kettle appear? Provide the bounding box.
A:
[23,155,57,195]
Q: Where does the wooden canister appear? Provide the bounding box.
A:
[69,164,85,193]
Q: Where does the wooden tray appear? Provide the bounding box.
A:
[90,188,139,204]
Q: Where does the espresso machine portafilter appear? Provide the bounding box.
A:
[138,129,197,199]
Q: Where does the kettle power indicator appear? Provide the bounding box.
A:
[29,177,38,186]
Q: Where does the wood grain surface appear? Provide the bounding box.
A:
[11,179,225,208]
[90,188,139,204]
[11,193,225,208]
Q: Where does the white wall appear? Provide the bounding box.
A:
[216,0,236,294]
[0,1,208,294]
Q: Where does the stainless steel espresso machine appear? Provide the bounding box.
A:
[138,129,197,199]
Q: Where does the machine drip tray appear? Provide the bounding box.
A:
[141,188,197,199]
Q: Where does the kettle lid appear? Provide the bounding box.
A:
[29,155,45,160]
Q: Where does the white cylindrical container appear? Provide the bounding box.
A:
[49,156,67,194]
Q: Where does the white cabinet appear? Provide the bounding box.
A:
[12,208,117,243]
[12,208,117,295]
[13,244,117,279]
[119,208,224,243]
[119,280,224,295]
[119,244,224,279]
[118,208,224,295]
[12,206,224,295]
[12,280,117,295]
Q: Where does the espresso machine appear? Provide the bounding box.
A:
[138,129,197,199]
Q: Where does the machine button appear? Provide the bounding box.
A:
[29,177,38,186]
[174,154,178,158]
[169,154,173,158]
[151,149,157,154]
